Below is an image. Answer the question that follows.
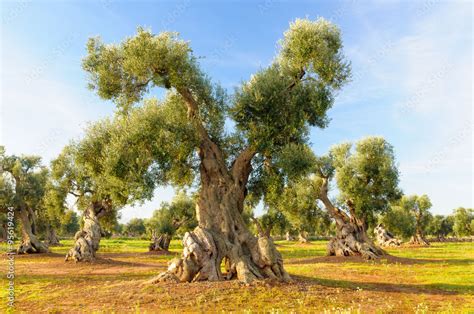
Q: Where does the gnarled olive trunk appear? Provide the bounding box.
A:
[319,179,385,259]
[152,142,290,284]
[45,226,61,246]
[65,201,108,262]
[285,231,295,241]
[17,207,49,254]
[409,213,430,245]
[408,229,430,246]
[374,224,401,247]
[298,230,309,243]
[327,219,384,259]
[149,231,171,251]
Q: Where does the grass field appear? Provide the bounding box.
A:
[1,239,473,313]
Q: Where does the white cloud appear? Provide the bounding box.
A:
[335,1,472,214]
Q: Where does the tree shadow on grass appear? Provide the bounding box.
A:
[13,252,64,258]
[287,255,473,266]
[292,274,467,295]
[13,250,178,269]
[92,256,159,268]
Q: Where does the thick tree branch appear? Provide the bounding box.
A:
[176,87,212,143]
[286,69,306,90]
[251,216,265,237]
[172,217,191,230]
[318,178,349,225]
[177,87,230,178]
[231,145,257,186]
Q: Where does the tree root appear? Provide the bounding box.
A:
[298,231,310,243]
[149,233,171,252]
[408,233,430,246]
[327,223,385,260]
[17,239,49,254]
[45,228,62,247]
[149,226,291,284]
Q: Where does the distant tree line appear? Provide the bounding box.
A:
[1,145,472,255]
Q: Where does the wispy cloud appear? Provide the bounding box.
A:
[329,1,472,213]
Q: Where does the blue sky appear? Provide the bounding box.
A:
[1,0,472,222]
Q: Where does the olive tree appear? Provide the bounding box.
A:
[274,174,330,243]
[252,209,292,239]
[48,118,158,262]
[124,218,147,237]
[400,195,432,245]
[35,205,62,246]
[379,205,415,240]
[427,214,453,240]
[452,207,473,237]
[264,137,400,258]
[48,142,115,262]
[0,147,49,253]
[284,137,401,259]
[323,137,401,258]
[82,18,350,283]
[146,192,196,252]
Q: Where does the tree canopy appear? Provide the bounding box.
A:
[400,195,432,229]
[0,147,50,253]
[379,205,416,240]
[81,18,350,197]
[145,192,197,238]
[124,218,147,237]
[0,147,48,214]
[277,137,401,227]
[452,207,473,237]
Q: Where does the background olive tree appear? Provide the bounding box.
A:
[48,118,160,262]
[398,194,432,245]
[426,214,454,240]
[124,218,147,237]
[452,207,473,237]
[145,192,196,252]
[0,147,49,253]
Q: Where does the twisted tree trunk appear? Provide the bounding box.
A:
[319,179,385,259]
[65,200,108,262]
[151,138,290,284]
[298,230,309,243]
[149,231,171,252]
[17,207,49,254]
[149,89,290,284]
[408,229,430,246]
[374,224,401,247]
[285,231,295,241]
[409,213,430,246]
[45,226,61,246]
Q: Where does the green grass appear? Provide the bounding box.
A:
[1,239,473,313]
